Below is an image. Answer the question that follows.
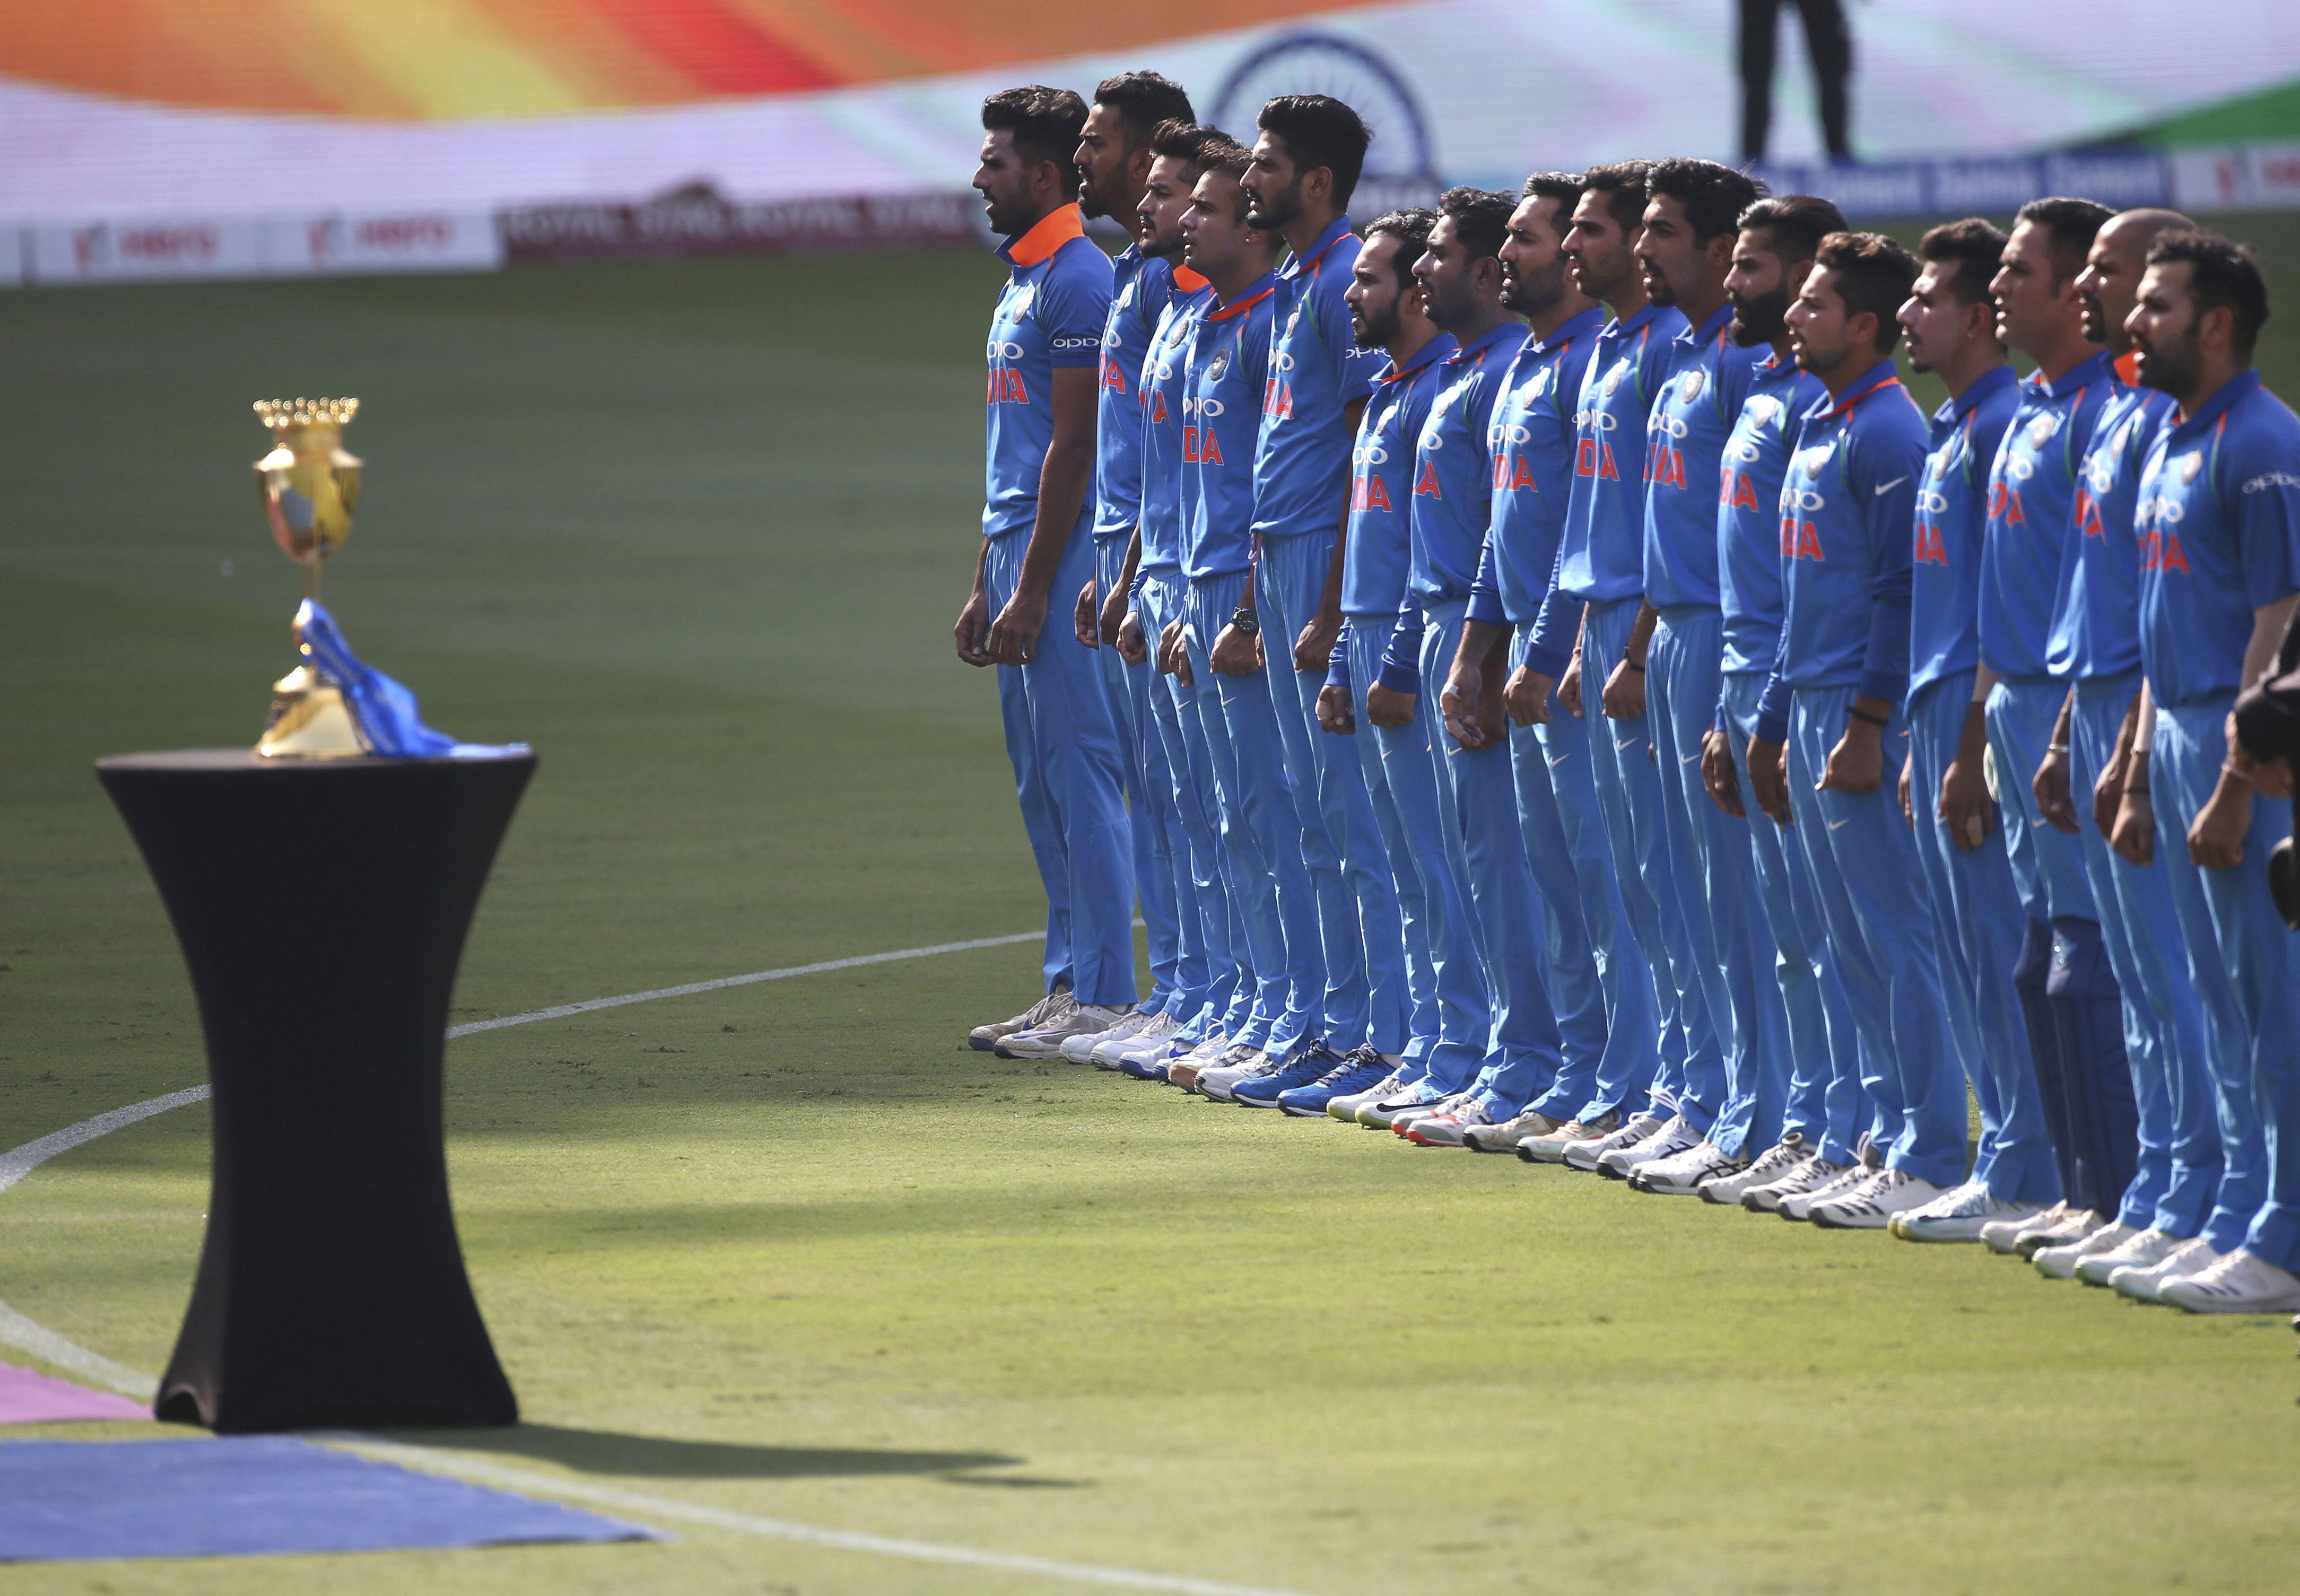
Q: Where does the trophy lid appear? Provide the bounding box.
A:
[254,397,359,430]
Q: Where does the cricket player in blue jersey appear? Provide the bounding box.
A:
[956,86,1135,1057]
[2116,232,2300,1314]
[1168,136,1334,1103]
[1361,187,1566,1138]
[1231,94,1408,1103]
[1600,158,1783,1191]
[1979,197,2133,1250]
[1695,195,1873,1212]
[1746,231,1965,1229]
[1305,208,1485,1121]
[1038,73,1196,1067]
[1530,162,1714,1172]
[2024,208,2226,1279]
[1114,125,1237,1081]
[1443,172,1659,1155]
[1878,219,2062,1241]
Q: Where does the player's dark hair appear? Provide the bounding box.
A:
[1436,187,1514,260]
[1150,118,1222,175]
[1193,130,1256,223]
[1646,158,1765,246]
[1519,170,1584,221]
[1815,231,1920,354]
[1581,161,1653,236]
[1093,72,1193,147]
[982,86,1089,198]
[2015,196,2114,282]
[1738,194,1845,267]
[1257,94,1371,210]
[1917,217,2010,309]
[2146,229,2270,357]
[1364,207,1438,289]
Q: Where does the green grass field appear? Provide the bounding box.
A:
[6,218,2300,1596]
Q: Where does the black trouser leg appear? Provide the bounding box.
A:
[1738,0,1782,160]
[1796,0,1853,158]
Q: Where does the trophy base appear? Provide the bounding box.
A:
[257,666,368,759]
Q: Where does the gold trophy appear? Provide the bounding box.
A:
[252,398,365,758]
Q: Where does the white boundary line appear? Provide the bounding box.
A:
[0,932,1334,1596]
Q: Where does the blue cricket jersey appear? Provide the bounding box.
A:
[1550,301,1690,604]
[1643,303,1766,609]
[1756,360,1930,742]
[1466,307,1605,678]
[1134,271,1213,577]
[2136,369,2300,710]
[1909,363,2020,701]
[1979,350,2116,676]
[1718,352,1826,681]
[1376,321,1528,691]
[1093,246,1178,541]
[2046,365,2177,681]
[1253,219,1382,542]
[1179,271,1279,581]
[983,204,1114,540]
[1326,332,1457,691]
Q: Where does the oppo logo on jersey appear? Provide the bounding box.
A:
[1353,442,1389,467]
[1489,423,1532,448]
[2245,472,2300,493]
[1271,352,1296,372]
[1182,397,1226,418]
[1575,409,1619,432]
[987,340,1026,361]
[1052,336,1101,351]
[1647,414,1691,441]
[2003,456,2036,483]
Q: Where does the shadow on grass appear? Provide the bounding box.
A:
[374,1421,1022,1479]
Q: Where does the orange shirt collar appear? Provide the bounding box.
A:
[1173,264,1209,292]
[1001,203,1086,269]
[2114,348,2141,385]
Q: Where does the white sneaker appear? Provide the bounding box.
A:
[1329,1069,1411,1123]
[1165,1032,1241,1091]
[2012,1206,2102,1259]
[1198,1047,1280,1102]
[1182,1043,1265,1096]
[1810,1166,1944,1229]
[1116,1021,1209,1074]
[2033,1221,2137,1279]
[968,987,1069,1052]
[1400,1098,1497,1147]
[1387,1091,1473,1133]
[1466,1108,1567,1154]
[1780,1156,1877,1222]
[1982,1199,2075,1254]
[1358,1078,1456,1129]
[2075,1226,2185,1287]
[1565,1112,1669,1173]
[1515,1111,1621,1164]
[1703,1134,1813,1206]
[1632,1139,1747,1197]
[1095,1009,1174,1068]
[1892,1183,2045,1244]
[1597,1114,1698,1180]
[1746,1156,1851,1215]
[2160,1249,2300,1314]
[996,999,1126,1059]
[2111,1237,2223,1303]
[1062,1006,1152,1064]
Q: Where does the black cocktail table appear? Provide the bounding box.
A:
[97,749,534,1433]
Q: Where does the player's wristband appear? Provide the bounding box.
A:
[1849,706,1888,728]
[1622,656,1645,674]
[2047,742,2070,754]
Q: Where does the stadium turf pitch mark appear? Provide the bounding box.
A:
[0,931,1343,1595]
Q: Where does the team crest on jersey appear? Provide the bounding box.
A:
[1680,369,1705,405]
[1603,363,1625,397]
[1746,396,1776,430]
[1009,285,1035,319]
[2111,418,2133,455]
[1530,369,1551,400]
[1800,444,1832,476]
[1286,303,1304,338]
[2180,451,2205,484]
[2027,413,2059,449]
[1208,346,1232,382]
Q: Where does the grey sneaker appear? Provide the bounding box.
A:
[1567,1112,1669,1173]
[995,998,1126,1059]
[2075,1225,2185,1287]
[2034,1221,2137,1279]
[969,986,1069,1052]
[1516,1111,1621,1164]
[1466,1108,1567,1154]
[1701,1133,1811,1205]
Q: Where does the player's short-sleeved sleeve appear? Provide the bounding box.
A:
[1037,246,1113,370]
[2230,417,2300,609]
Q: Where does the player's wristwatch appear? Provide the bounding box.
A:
[1230,608,1260,638]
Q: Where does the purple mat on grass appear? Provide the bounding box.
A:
[0,1437,664,1563]
[0,1364,149,1424]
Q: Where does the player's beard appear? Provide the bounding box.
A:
[2133,325,2201,397]
[1248,176,1303,236]
[1501,256,1569,318]
[1353,293,1401,350]
[1730,284,1791,347]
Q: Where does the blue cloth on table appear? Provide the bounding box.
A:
[0,1437,659,1563]
[297,600,527,760]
